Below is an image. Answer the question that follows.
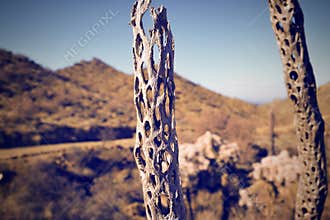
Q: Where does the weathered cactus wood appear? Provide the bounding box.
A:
[268,0,328,219]
[130,0,186,219]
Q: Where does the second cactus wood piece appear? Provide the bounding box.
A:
[268,0,328,219]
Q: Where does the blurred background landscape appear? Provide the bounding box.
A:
[0,0,330,219]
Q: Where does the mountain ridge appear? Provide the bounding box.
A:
[0,48,329,153]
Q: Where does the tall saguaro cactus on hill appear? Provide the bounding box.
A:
[268,0,328,219]
[130,0,186,219]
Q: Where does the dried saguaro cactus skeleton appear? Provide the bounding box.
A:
[130,0,186,219]
[268,0,328,219]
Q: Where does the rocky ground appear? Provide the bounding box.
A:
[1,132,330,219]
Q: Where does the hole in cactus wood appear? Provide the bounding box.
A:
[135,34,144,58]
[148,147,154,159]
[150,174,156,187]
[134,77,140,94]
[275,4,282,14]
[158,79,164,97]
[154,135,162,147]
[154,107,161,129]
[146,86,153,108]
[164,124,170,141]
[152,44,161,72]
[290,94,298,104]
[145,121,151,137]
[165,93,171,118]
[289,71,298,81]
[158,194,170,215]
[276,22,284,32]
[141,62,149,83]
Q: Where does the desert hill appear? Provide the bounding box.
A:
[1,47,329,159]
[256,81,330,155]
[0,49,259,148]
[1,49,330,220]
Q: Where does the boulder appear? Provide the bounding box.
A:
[179,131,239,187]
[251,150,301,186]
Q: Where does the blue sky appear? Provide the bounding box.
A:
[0,0,329,103]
